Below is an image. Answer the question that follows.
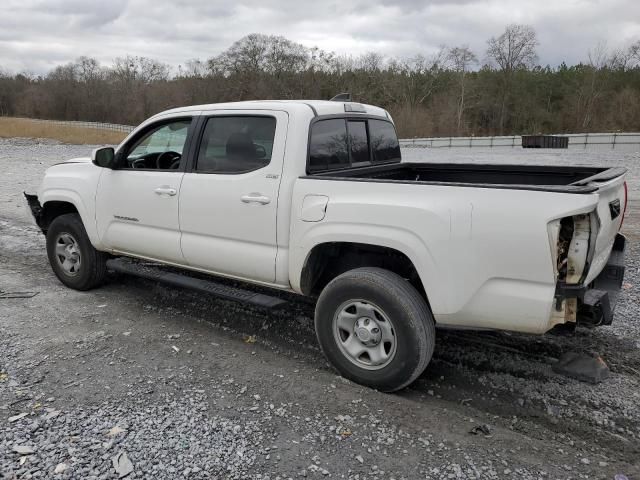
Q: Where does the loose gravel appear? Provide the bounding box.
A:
[2,393,265,479]
[1,137,639,479]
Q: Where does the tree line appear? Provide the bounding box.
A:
[1,25,639,138]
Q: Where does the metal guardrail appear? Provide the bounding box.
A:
[401,136,519,149]
[399,132,640,151]
[9,117,135,133]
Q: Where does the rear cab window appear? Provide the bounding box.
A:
[347,120,369,165]
[308,116,400,173]
[369,119,401,164]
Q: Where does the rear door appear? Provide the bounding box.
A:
[178,110,288,283]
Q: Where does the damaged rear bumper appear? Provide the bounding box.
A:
[554,233,626,327]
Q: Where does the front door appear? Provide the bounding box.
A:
[179,111,288,283]
[95,116,196,263]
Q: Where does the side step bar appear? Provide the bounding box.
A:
[106,259,287,309]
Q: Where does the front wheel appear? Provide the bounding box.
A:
[46,213,108,291]
[315,267,435,392]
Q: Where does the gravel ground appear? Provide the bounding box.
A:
[1,137,639,479]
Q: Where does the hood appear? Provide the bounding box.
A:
[49,157,93,168]
[63,157,92,164]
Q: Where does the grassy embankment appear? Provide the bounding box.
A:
[0,117,128,144]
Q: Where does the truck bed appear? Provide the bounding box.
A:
[306,162,627,194]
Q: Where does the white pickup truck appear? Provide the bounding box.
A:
[26,99,627,391]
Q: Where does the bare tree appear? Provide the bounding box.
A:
[264,35,308,75]
[75,57,102,83]
[447,46,477,133]
[112,56,170,85]
[628,40,640,67]
[208,33,310,98]
[578,41,622,129]
[109,56,170,120]
[213,34,308,76]
[308,46,335,73]
[486,24,538,133]
[180,59,207,78]
[396,48,447,108]
[357,52,385,73]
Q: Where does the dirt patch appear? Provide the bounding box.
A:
[0,118,127,145]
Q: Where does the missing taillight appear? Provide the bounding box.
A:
[557,214,591,284]
[556,217,573,282]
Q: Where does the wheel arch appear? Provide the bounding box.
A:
[38,190,101,247]
[39,201,79,232]
[298,240,436,312]
[291,221,446,311]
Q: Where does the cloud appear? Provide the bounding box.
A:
[0,0,638,74]
[34,0,127,26]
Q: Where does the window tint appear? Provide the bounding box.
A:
[369,119,401,163]
[309,119,349,172]
[347,121,369,164]
[196,116,276,174]
[308,117,401,173]
[124,119,191,169]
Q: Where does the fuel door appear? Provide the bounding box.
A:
[300,195,329,222]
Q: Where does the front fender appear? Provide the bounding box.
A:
[39,188,102,247]
[37,162,104,249]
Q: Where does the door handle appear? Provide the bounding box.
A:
[241,193,271,205]
[154,186,177,196]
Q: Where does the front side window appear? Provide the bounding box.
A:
[196,116,276,174]
[124,119,191,170]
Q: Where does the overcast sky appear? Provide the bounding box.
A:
[1,0,638,74]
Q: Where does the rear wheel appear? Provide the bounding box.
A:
[315,267,435,392]
[46,213,108,291]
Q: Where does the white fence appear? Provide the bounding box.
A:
[8,117,640,152]
[11,117,135,133]
[399,132,640,152]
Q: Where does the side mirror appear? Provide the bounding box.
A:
[92,147,116,169]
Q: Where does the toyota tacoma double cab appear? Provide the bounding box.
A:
[25,99,627,392]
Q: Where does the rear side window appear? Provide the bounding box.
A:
[369,119,401,163]
[196,116,276,174]
[308,117,400,172]
[309,119,349,172]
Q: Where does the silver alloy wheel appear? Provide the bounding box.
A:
[54,232,81,276]
[333,300,397,370]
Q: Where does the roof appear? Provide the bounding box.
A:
[156,100,390,120]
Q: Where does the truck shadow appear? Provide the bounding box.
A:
[111,269,640,460]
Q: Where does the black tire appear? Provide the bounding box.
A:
[46,213,108,291]
[315,267,435,392]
